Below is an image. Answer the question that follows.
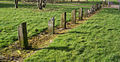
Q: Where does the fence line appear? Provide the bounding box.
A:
[18,2,103,49]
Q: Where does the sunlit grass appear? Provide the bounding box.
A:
[0,1,91,49]
[24,8,120,62]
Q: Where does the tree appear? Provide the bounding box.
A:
[15,0,18,8]
[38,0,43,9]
[42,0,47,7]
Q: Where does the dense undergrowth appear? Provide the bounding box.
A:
[24,8,120,62]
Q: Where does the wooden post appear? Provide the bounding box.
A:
[91,5,94,13]
[71,10,76,24]
[84,9,88,17]
[79,8,83,20]
[98,3,100,9]
[61,12,66,29]
[15,0,18,8]
[91,8,94,13]
[18,22,28,49]
[95,4,98,11]
[90,8,93,14]
[48,17,55,34]
[93,5,96,12]
[88,9,90,15]
[38,0,42,9]
[92,5,95,12]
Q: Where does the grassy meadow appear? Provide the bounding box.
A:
[24,8,120,62]
[0,1,93,49]
[0,0,120,62]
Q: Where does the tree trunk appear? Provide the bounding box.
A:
[42,0,46,7]
[38,0,42,9]
[15,0,18,8]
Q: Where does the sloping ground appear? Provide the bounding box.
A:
[0,1,91,49]
[0,1,97,61]
[24,8,120,62]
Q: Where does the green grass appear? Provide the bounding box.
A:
[56,2,98,6]
[0,1,92,49]
[24,8,120,62]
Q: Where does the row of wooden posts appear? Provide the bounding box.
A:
[18,3,102,49]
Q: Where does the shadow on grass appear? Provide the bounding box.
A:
[0,2,37,8]
[68,31,90,34]
[44,46,73,51]
[27,46,73,52]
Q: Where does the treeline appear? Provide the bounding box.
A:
[1,0,89,2]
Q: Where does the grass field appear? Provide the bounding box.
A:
[0,1,93,49]
[24,8,120,62]
[0,0,120,61]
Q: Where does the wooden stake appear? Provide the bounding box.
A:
[79,8,83,20]
[84,9,88,17]
[71,10,76,24]
[18,22,28,49]
[61,12,66,29]
[48,17,55,35]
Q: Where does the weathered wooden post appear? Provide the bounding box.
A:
[38,0,43,9]
[15,0,18,8]
[18,22,28,49]
[89,8,92,14]
[48,17,55,34]
[90,8,93,14]
[95,4,98,11]
[98,4,99,9]
[79,8,83,20]
[88,9,91,15]
[61,12,66,29]
[98,3,101,9]
[71,10,76,24]
[84,8,88,17]
[92,5,95,12]
[91,5,94,13]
